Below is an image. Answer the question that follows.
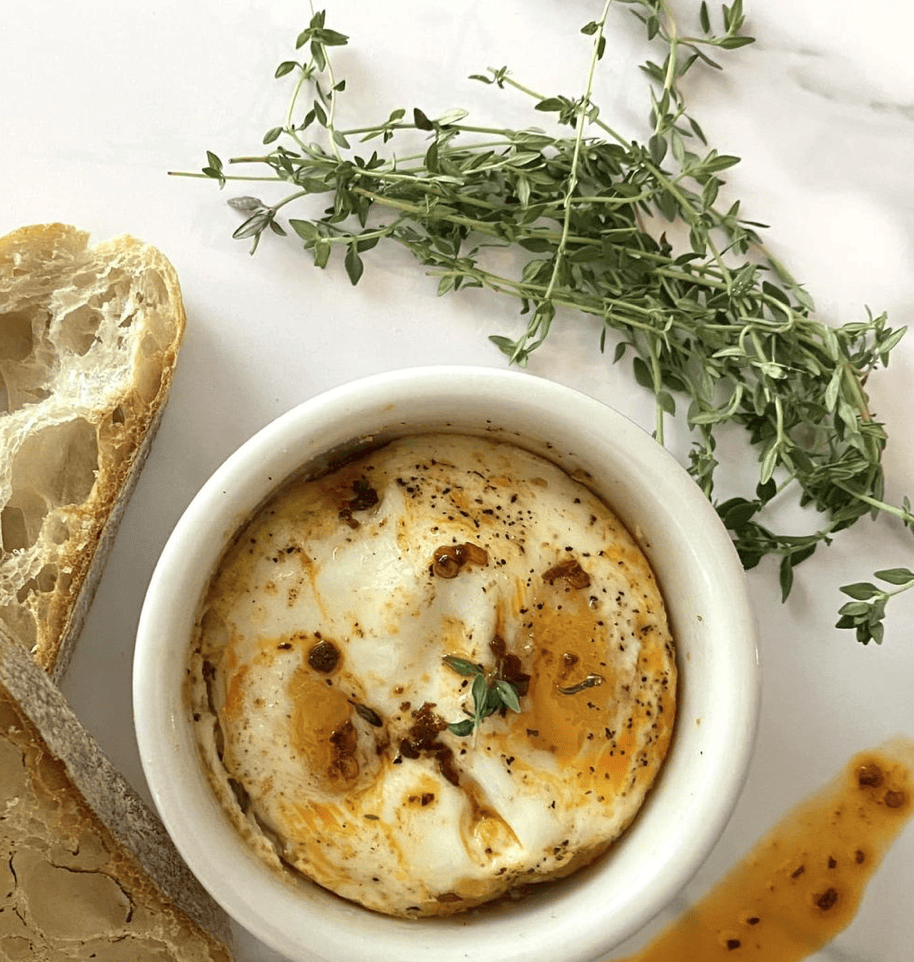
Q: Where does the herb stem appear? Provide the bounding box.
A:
[831,486,914,526]
[417,254,660,328]
[167,170,284,182]
[542,0,612,307]
[286,65,313,154]
[323,54,344,160]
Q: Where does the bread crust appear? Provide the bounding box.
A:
[0,629,232,960]
[0,223,186,679]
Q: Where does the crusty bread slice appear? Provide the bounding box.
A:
[0,223,186,679]
[0,630,233,961]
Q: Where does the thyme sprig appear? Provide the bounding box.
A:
[442,656,522,738]
[836,567,914,647]
[172,3,913,643]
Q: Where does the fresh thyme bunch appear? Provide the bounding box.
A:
[173,1,913,643]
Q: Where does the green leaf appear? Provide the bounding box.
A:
[443,656,481,677]
[489,334,524,363]
[758,443,780,485]
[836,600,872,617]
[231,211,268,240]
[839,582,881,601]
[640,60,665,84]
[632,355,654,390]
[779,554,794,602]
[344,242,364,285]
[655,189,679,221]
[649,134,667,165]
[702,176,720,208]
[310,39,327,72]
[275,60,298,79]
[312,239,331,269]
[535,97,566,113]
[688,115,708,145]
[518,237,554,253]
[447,719,475,737]
[289,218,319,242]
[516,175,531,208]
[874,567,914,586]
[413,107,434,131]
[718,35,755,49]
[718,497,758,529]
[482,682,503,716]
[790,543,817,568]
[495,680,521,713]
[701,153,741,173]
[313,27,349,46]
[436,108,469,127]
[755,477,777,503]
[471,672,489,715]
[823,366,843,412]
[657,390,676,415]
[263,126,284,145]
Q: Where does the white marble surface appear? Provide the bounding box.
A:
[3,1,913,959]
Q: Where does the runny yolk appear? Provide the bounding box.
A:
[289,665,356,790]
[611,737,914,962]
[524,589,612,762]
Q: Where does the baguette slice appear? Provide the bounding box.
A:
[0,223,186,679]
[0,630,233,961]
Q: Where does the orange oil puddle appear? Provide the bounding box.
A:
[611,736,914,962]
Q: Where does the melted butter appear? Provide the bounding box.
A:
[612,737,914,962]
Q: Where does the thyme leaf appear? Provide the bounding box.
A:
[442,656,522,737]
[835,568,914,646]
[171,3,913,644]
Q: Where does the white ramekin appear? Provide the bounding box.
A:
[134,366,759,962]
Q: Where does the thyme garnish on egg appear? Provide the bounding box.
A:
[442,656,522,737]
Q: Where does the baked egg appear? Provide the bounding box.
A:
[188,433,677,917]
